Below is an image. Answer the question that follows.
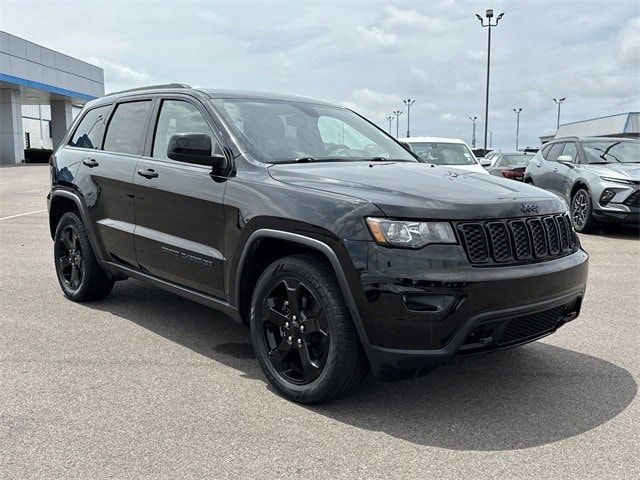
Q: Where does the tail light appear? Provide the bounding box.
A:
[501,170,523,179]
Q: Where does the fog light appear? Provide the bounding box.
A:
[600,189,616,205]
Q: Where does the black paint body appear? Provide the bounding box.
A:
[48,87,589,377]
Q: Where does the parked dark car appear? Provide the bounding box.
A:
[524,136,640,232]
[48,84,589,403]
[486,151,534,181]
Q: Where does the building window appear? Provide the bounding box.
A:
[25,132,31,149]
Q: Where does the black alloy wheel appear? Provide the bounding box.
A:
[53,211,114,301]
[250,254,368,404]
[56,224,84,291]
[261,278,330,384]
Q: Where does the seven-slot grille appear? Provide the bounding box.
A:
[457,213,576,265]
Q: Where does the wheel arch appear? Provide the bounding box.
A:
[570,180,590,200]
[234,229,370,345]
[49,189,105,261]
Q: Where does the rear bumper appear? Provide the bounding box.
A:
[346,242,589,378]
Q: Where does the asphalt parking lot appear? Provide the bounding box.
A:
[1,164,639,479]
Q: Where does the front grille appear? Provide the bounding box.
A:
[457,213,576,266]
[497,306,565,345]
[623,190,640,208]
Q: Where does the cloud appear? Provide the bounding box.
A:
[617,16,640,64]
[197,11,226,26]
[85,57,150,85]
[382,5,445,34]
[355,26,401,52]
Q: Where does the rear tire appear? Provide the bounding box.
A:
[53,212,114,302]
[571,188,598,233]
[250,254,368,404]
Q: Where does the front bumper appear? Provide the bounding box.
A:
[344,241,589,378]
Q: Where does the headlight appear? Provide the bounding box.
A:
[366,218,457,248]
[600,176,635,185]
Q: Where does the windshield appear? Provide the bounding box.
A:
[408,142,477,166]
[500,154,530,167]
[211,98,416,163]
[582,140,640,164]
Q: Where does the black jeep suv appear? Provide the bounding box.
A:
[48,84,589,403]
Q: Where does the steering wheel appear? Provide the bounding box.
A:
[326,144,359,157]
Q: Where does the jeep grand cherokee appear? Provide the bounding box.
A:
[48,84,589,403]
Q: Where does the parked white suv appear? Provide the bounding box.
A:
[400,137,488,174]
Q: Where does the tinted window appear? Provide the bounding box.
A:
[69,105,110,149]
[152,100,220,160]
[545,143,564,162]
[103,101,151,155]
[561,142,578,162]
[497,154,530,167]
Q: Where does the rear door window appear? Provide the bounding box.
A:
[103,101,152,155]
[69,105,110,149]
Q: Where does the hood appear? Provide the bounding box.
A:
[581,163,640,181]
[268,161,566,220]
[447,163,489,175]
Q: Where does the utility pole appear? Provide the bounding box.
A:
[402,99,416,137]
[393,110,403,138]
[468,116,478,148]
[513,108,522,151]
[475,9,504,152]
[386,115,394,135]
[553,97,566,130]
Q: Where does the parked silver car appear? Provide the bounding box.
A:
[524,137,640,232]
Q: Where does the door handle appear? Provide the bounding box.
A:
[553,167,558,173]
[138,168,159,179]
[535,162,542,168]
[82,158,99,168]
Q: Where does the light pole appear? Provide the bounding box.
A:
[475,8,504,152]
[386,115,394,135]
[393,110,403,138]
[553,97,566,130]
[402,98,416,137]
[468,116,478,148]
[513,108,522,150]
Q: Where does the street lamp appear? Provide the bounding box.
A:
[513,108,522,151]
[553,97,566,130]
[402,98,416,137]
[475,8,504,152]
[386,115,394,135]
[393,110,403,138]
[468,116,478,148]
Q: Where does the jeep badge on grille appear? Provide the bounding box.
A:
[520,203,540,214]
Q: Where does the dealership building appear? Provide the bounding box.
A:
[0,30,104,164]
[540,112,640,144]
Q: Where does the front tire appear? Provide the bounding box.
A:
[571,188,598,233]
[250,254,368,404]
[53,211,114,302]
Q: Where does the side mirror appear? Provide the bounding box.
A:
[167,133,227,169]
[480,158,491,167]
[399,141,413,151]
[557,155,574,166]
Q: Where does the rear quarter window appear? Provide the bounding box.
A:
[68,105,111,149]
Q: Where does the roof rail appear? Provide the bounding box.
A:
[105,83,191,96]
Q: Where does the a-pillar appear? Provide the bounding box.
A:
[50,99,73,149]
[0,88,24,165]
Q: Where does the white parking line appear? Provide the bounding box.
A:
[0,209,47,221]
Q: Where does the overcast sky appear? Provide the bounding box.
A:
[2,0,639,149]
